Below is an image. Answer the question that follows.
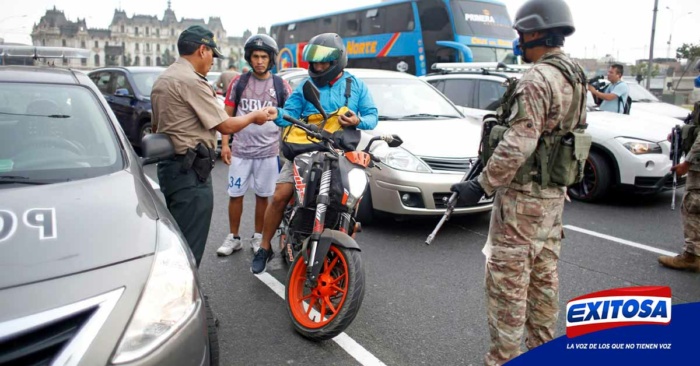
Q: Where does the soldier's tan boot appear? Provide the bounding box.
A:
[658,251,700,272]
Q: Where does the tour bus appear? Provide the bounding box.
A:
[269,0,516,76]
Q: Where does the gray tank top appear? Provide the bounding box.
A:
[230,74,280,159]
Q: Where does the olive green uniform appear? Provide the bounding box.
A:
[152,57,228,267]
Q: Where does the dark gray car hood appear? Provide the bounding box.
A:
[0,170,159,289]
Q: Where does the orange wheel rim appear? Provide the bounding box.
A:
[288,246,349,329]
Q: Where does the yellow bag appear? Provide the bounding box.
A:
[281,106,349,160]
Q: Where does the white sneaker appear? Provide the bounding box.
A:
[251,235,262,253]
[217,234,242,256]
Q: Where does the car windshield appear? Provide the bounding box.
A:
[131,71,163,96]
[0,83,123,184]
[363,78,462,120]
[626,82,659,102]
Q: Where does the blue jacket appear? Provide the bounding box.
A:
[274,71,378,130]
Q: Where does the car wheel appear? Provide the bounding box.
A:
[567,150,611,202]
[355,189,374,226]
[204,296,219,366]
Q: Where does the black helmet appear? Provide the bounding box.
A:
[303,33,347,87]
[513,0,575,37]
[244,34,278,71]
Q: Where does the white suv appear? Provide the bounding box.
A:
[422,64,684,202]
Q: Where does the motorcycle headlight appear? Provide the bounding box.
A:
[616,137,662,155]
[371,143,431,172]
[112,220,199,364]
[347,168,367,200]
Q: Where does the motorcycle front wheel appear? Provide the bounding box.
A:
[285,245,365,341]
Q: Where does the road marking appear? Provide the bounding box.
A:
[564,225,677,257]
[255,272,387,366]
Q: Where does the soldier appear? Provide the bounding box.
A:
[658,100,700,272]
[151,25,272,267]
[449,0,588,364]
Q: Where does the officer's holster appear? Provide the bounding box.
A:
[180,143,216,182]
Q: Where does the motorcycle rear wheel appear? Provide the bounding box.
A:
[285,245,365,341]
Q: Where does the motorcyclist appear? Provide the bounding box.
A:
[250,33,378,274]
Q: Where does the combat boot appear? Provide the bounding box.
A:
[658,251,700,272]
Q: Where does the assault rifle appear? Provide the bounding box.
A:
[425,114,499,245]
[670,125,682,210]
[424,159,483,245]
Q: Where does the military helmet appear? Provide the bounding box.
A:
[302,33,348,87]
[244,34,279,71]
[513,0,575,37]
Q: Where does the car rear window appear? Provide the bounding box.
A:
[0,83,123,183]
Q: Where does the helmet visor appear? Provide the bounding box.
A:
[302,44,340,63]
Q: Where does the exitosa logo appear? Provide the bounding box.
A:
[565,286,671,338]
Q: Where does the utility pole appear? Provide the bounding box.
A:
[646,0,659,89]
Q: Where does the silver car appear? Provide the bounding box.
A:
[0,65,217,365]
[279,68,492,223]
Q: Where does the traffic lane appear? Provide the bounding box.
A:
[322,214,494,365]
[145,162,695,365]
[558,228,699,303]
[562,189,684,254]
[143,164,361,366]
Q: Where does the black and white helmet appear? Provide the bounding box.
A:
[244,34,279,71]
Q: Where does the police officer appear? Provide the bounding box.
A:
[449,1,588,364]
[151,25,272,267]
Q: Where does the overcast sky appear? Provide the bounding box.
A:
[1,0,698,63]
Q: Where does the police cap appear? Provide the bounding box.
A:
[178,25,224,58]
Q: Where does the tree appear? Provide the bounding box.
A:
[629,62,659,78]
[676,42,700,61]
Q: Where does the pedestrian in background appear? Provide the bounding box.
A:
[588,64,629,114]
[216,34,292,256]
[151,24,272,267]
[449,0,588,364]
[215,64,239,97]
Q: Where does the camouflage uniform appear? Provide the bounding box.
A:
[476,50,586,366]
[681,132,700,256]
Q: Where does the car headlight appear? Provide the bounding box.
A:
[616,137,663,155]
[371,143,431,172]
[112,220,199,364]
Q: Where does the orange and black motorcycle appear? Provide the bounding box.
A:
[279,81,402,340]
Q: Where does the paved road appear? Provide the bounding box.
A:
[145,163,698,366]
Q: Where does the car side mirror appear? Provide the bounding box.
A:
[302,81,327,121]
[141,133,175,165]
[387,135,403,148]
[114,88,133,98]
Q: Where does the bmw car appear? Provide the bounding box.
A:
[279,68,492,223]
[423,63,684,202]
[0,55,218,365]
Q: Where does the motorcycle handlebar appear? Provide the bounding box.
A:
[283,114,323,139]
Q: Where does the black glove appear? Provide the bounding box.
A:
[450,179,485,206]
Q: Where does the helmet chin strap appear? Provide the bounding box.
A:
[517,34,565,63]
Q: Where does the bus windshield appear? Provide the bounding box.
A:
[450,0,515,39]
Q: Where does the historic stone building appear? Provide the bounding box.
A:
[30,3,259,71]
